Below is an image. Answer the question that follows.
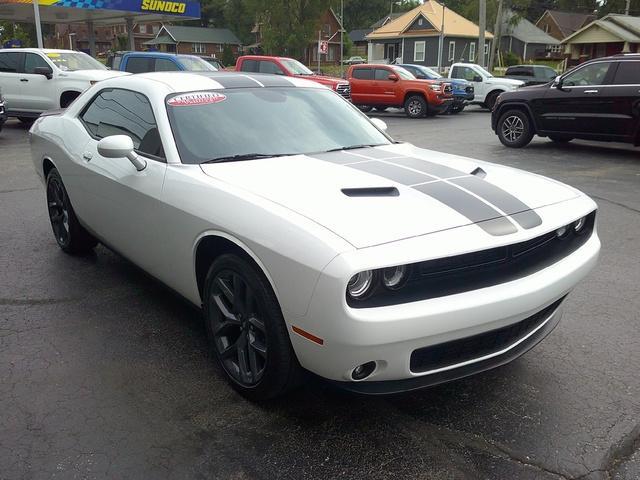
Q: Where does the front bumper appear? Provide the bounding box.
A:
[287,201,600,392]
[431,97,454,113]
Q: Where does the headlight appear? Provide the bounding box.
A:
[574,216,586,233]
[382,265,407,290]
[430,84,442,92]
[347,270,374,299]
[555,226,569,238]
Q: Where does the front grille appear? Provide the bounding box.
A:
[410,296,565,373]
[336,83,351,99]
[443,83,453,94]
[349,211,595,308]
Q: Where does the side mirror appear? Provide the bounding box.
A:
[473,75,482,82]
[97,135,146,171]
[34,66,53,79]
[416,73,426,79]
[553,75,563,88]
[370,117,388,131]
[387,74,399,81]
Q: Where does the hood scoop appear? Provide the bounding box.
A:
[341,187,399,197]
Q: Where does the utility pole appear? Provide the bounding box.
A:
[625,0,631,15]
[32,0,43,48]
[437,1,445,72]
[489,0,503,70]
[340,0,344,77]
[478,0,486,66]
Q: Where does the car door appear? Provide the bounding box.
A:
[21,52,56,112]
[373,67,399,105]
[536,61,615,135]
[76,87,167,270]
[604,60,640,140]
[349,67,374,104]
[451,65,484,101]
[0,51,24,114]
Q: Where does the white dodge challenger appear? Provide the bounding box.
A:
[29,72,600,400]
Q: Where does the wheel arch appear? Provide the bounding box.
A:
[495,102,538,133]
[193,231,280,308]
[42,157,56,179]
[403,90,427,104]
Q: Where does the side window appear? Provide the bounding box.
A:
[24,53,50,74]
[453,66,476,81]
[154,58,180,72]
[563,62,612,86]
[258,61,285,75]
[352,68,373,80]
[612,62,640,85]
[80,89,164,160]
[124,57,153,74]
[374,68,392,80]
[239,59,257,72]
[450,66,462,79]
[0,52,21,72]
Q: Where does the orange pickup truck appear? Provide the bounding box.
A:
[347,64,453,118]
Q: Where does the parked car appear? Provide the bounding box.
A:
[448,62,523,110]
[0,88,7,133]
[492,54,640,148]
[235,55,350,99]
[399,63,473,114]
[198,56,224,70]
[108,51,217,73]
[344,56,366,65]
[347,64,453,118]
[30,71,599,399]
[0,48,126,123]
[505,65,558,86]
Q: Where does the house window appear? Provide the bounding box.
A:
[139,24,147,34]
[550,44,562,53]
[414,41,425,62]
[322,23,331,38]
[448,41,455,61]
[192,43,206,54]
[469,42,476,61]
[328,45,335,61]
[219,44,224,53]
[418,18,423,26]
[152,25,159,34]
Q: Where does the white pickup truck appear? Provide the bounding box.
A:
[0,48,127,123]
[448,62,523,110]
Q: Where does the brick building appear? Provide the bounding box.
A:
[144,25,242,56]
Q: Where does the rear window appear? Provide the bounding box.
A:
[239,59,258,72]
[613,61,640,85]
[0,52,21,72]
[352,68,373,80]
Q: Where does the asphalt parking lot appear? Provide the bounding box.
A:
[1,108,639,480]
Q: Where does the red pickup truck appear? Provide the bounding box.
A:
[235,55,351,99]
[347,64,453,118]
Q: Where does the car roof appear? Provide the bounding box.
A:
[123,51,197,58]
[0,48,76,54]
[125,71,326,92]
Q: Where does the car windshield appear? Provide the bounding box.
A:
[166,88,391,164]
[474,65,493,78]
[177,55,217,71]
[280,58,314,75]
[391,66,415,80]
[45,52,106,71]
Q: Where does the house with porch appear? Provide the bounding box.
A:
[144,25,242,56]
[365,0,493,70]
[499,10,561,61]
[305,8,345,65]
[561,14,640,67]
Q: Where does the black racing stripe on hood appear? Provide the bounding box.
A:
[310,151,358,164]
[450,176,541,229]
[384,156,466,179]
[351,161,436,185]
[344,148,400,159]
[414,182,518,236]
[211,75,262,88]
[252,75,296,87]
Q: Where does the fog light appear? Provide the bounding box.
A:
[556,226,568,238]
[347,271,373,299]
[352,361,376,380]
[382,265,407,290]
[574,216,586,233]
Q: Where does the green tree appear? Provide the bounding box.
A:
[0,22,35,47]
[221,43,235,64]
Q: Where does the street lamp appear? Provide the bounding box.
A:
[68,32,76,50]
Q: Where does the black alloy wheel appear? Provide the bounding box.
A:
[497,109,534,148]
[204,254,302,400]
[210,269,267,385]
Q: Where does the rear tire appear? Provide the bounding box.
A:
[449,103,465,114]
[404,95,427,118]
[484,91,500,111]
[497,109,534,148]
[203,254,303,401]
[46,168,98,254]
[549,135,572,143]
[357,105,373,113]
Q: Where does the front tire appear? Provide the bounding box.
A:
[497,109,534,148]
[203,254,302,400]
[357,105,373,113]
[46,168,98,254]
[484,91,500,110]
[404,95,427,118]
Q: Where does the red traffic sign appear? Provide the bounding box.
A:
[319,41,329,55]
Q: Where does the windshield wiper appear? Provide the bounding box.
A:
[202,153,291,164]
[324,144,386,153]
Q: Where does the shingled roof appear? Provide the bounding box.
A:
[538,10,596,39]
[501,10,559,44]
[156,25,241,45]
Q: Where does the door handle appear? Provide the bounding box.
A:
[82,152,93,161]
[20,78,28,82]
[584,89,599,94]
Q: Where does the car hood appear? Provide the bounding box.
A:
[62,69,129,81]
[297,74,347,87]
[200,144,579,248]
[487,77,523,87]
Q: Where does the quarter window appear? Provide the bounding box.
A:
[414,41,425,62]
[0,52,21,72]
[80,89,164,159]
[24,53,50,73]
[352,68,373,80]
[612,62,640,85]
[563,62,612,86]
[239,59,258,72]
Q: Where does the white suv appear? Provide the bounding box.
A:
[448,62,523,110]
[0,49,127,123]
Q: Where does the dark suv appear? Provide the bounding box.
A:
[504,65,558,86]
[492,54,640,148]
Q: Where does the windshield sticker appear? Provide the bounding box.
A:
[46,53,61,58]
[167,92,226,106]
